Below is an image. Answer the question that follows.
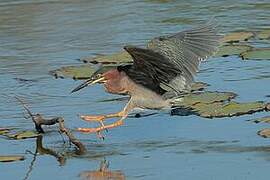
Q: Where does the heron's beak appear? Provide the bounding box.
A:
[71,76,106,93]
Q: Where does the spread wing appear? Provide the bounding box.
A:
[147,20,221,94]
[122,20,221,98]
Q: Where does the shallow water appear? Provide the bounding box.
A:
[0,0,270,179]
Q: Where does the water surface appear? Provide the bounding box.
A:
[1,0,270,179]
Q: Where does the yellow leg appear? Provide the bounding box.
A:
[77,99,134,137]
[79,111,125,133]
[80,111,125,122]
[77,117,125,133]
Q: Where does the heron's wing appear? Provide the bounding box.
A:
[147,20,221,94]
[123,46,181,95]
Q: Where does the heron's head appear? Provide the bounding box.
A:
[71,72,107,93]
[71,68,128,94]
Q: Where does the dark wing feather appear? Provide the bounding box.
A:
[147,20,221,94]
[121,20,221,98]
[122,46,180,95]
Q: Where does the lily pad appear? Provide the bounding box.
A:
[0,128,10,135]
[240,48,270,60]
[6,131,39,140]
[257,128,270,138]
[257,29,270,40]
[50,65,97,80]
[214,44,253,57]
[173,91,266,118]
[173,91,237,107]
[251,116,270,123]
[80,51,133,64]
[0,155,25,162]
[192,101,266,118]
[50,64,120,80]
[221,32,254,43]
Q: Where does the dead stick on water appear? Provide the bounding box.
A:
[58,118,86,154]
[14,96,34,118]
[15,96,86,154]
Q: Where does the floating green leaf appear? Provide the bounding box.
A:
[50,64,123,80]
[173,91,237,107]
[257,29,270,40]
[50,65,97,80]
[173,91,266,118]
[0,155,25,162]
[0,128,10,135]
[222,32,254,43]
[80,51,133,64]
[251,116,270,123]
[192,101,266,118]
[6,131,39,140]
[241,48,270,60]
[253,3,270,10]
[214,44,253,57]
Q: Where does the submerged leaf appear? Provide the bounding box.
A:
[222,32,254,43]
[241,48,270,60]
[0,155,25,162]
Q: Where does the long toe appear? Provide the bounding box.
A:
[77,127,99,133]
[80,115,105,122]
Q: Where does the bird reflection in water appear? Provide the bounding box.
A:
[79,160,125,180]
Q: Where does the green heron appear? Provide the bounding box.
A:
[71,20,221,136]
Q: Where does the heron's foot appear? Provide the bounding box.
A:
[80,115,106,122]
[77,119,124,135]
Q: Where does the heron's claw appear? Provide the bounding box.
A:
[77,127,99,133]
[77,119,123,137]
[96,131,105,140]
[77,127,106,140]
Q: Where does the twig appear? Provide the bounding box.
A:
[15,96,86,154]
[15,96,44,133]
[58,118,87,155]
[15,96,34,117]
